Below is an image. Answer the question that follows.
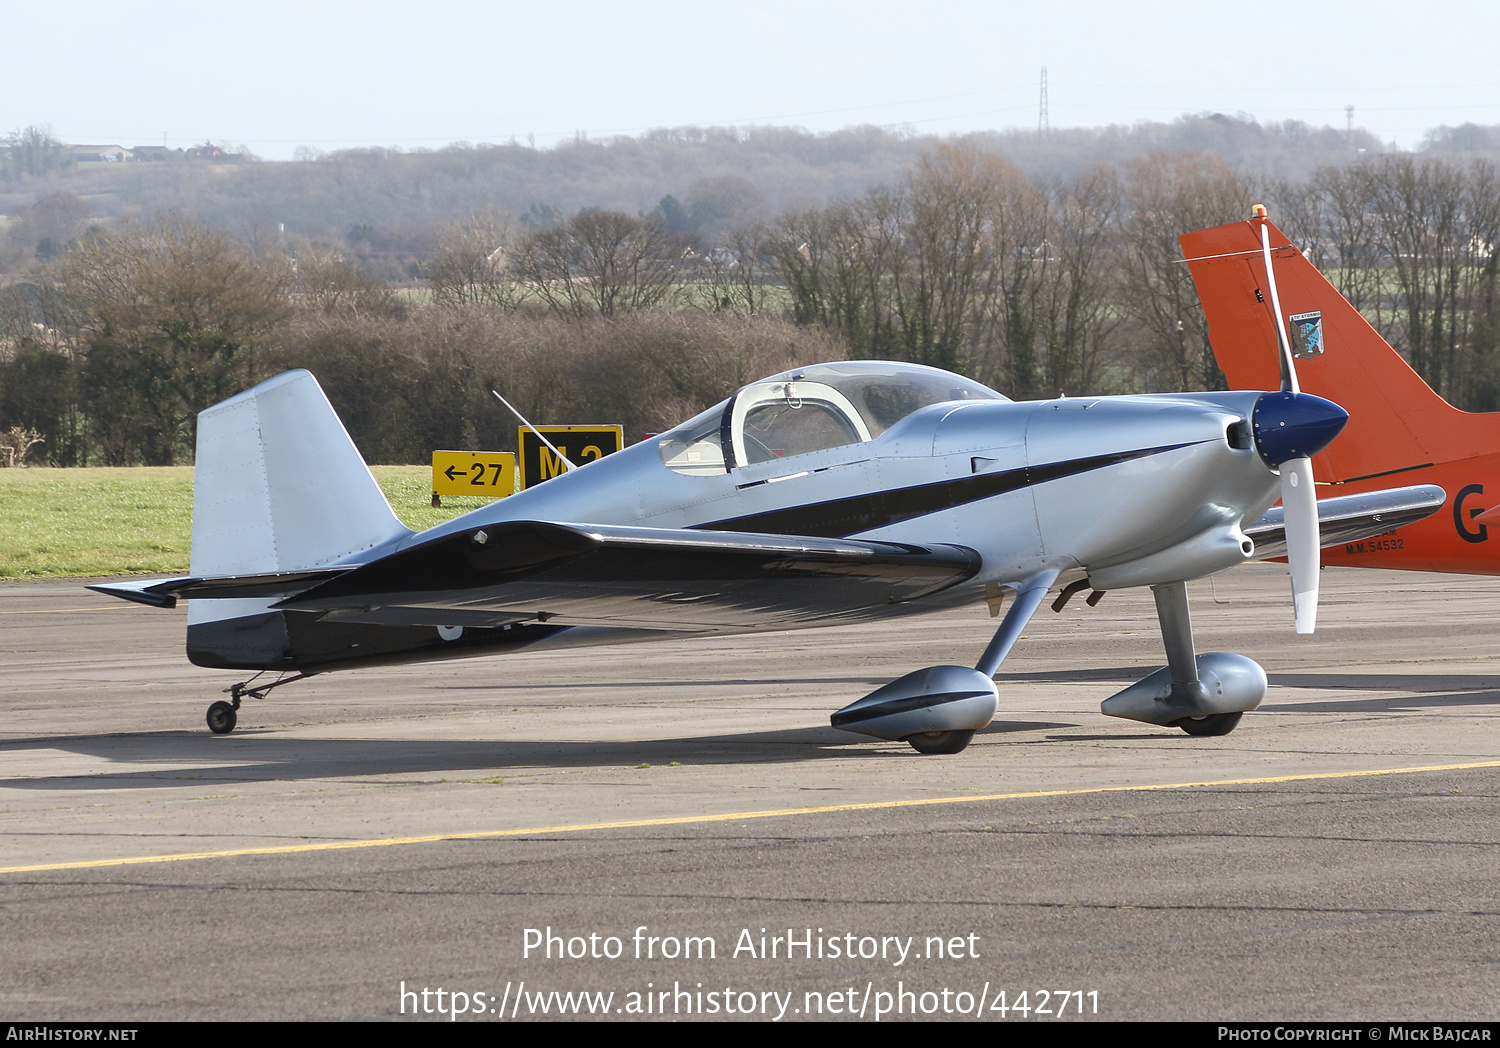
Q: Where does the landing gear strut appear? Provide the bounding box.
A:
[1100,580,1265,732]
[831,571,1061,755]
[205,673,309,734]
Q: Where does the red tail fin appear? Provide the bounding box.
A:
[1181,218,1500,484]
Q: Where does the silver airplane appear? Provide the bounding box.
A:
[91,221,1442,754]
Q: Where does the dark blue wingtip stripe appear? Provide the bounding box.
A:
[701,441,1205,538]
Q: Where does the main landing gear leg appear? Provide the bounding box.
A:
[1100,580,1266,732]
[830,570,1060,755]
[205,673,309,735]
[973,571,1060,680]
[1151,581,1237,736]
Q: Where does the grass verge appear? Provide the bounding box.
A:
[0,465,498,579]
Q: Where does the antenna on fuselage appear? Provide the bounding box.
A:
[491,389,576,471]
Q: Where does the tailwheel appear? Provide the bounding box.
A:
[205,672,309,734]
[906,729,975,755]
[206,700,238,735]
[1177,712,1242,737]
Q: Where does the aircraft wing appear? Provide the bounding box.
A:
[1245,485,1445,560]
[116,521,982,632]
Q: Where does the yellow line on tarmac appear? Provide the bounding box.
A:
[5,759,1498,875]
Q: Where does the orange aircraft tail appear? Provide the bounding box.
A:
[1182,216,1500,575]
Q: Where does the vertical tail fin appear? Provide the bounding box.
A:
[191,370,410,577]
[1181,219,1500,484]
[186,370,412,668]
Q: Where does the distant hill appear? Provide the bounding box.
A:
[1,113,1420,239]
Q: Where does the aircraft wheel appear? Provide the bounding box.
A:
[906,729,975,755]
[1177,712,1242,737]
[206,701,238,735]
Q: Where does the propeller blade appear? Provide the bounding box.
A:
[1280,455,1319,634]
[1254,206,1331,634]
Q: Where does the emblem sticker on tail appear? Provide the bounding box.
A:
[1288,311,1324,360]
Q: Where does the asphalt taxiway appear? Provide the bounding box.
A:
[2,564,1497,1020]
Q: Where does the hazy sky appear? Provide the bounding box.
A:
[8,0,1498,159]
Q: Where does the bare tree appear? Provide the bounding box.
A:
[512,210,684,318]
[1284,157,1500,409]
[1307,165,1386,318]
[423,208,519,308]
[768,207,837,328]
[1121,152,1255,391]
[1,125,72,181]
[975,158,1052,397]
[292,245,400,316]
[780,191,908,358]
[766,147,1113,396]
[1035,164,1120,396]
[897,144,1008,374]
[694,220,777,314]
[65,214,289,464]
[1362,155,1467,395]
[842,187,909,358]
[767,202,887,343]
[1461,160,1500,408]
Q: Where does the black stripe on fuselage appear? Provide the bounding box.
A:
[698,442,1203,538]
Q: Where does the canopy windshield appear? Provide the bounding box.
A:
[658,362,1007,476]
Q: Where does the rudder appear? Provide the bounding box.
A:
[187,370,411,668]
[191,370,409,577]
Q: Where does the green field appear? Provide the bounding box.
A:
[0,465,498,578]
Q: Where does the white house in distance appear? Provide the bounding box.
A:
[70,144,131,162]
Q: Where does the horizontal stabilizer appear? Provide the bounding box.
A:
[88,567,353,609]
[1244,485,1445,560]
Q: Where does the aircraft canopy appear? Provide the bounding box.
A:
[659,361,1007,476]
